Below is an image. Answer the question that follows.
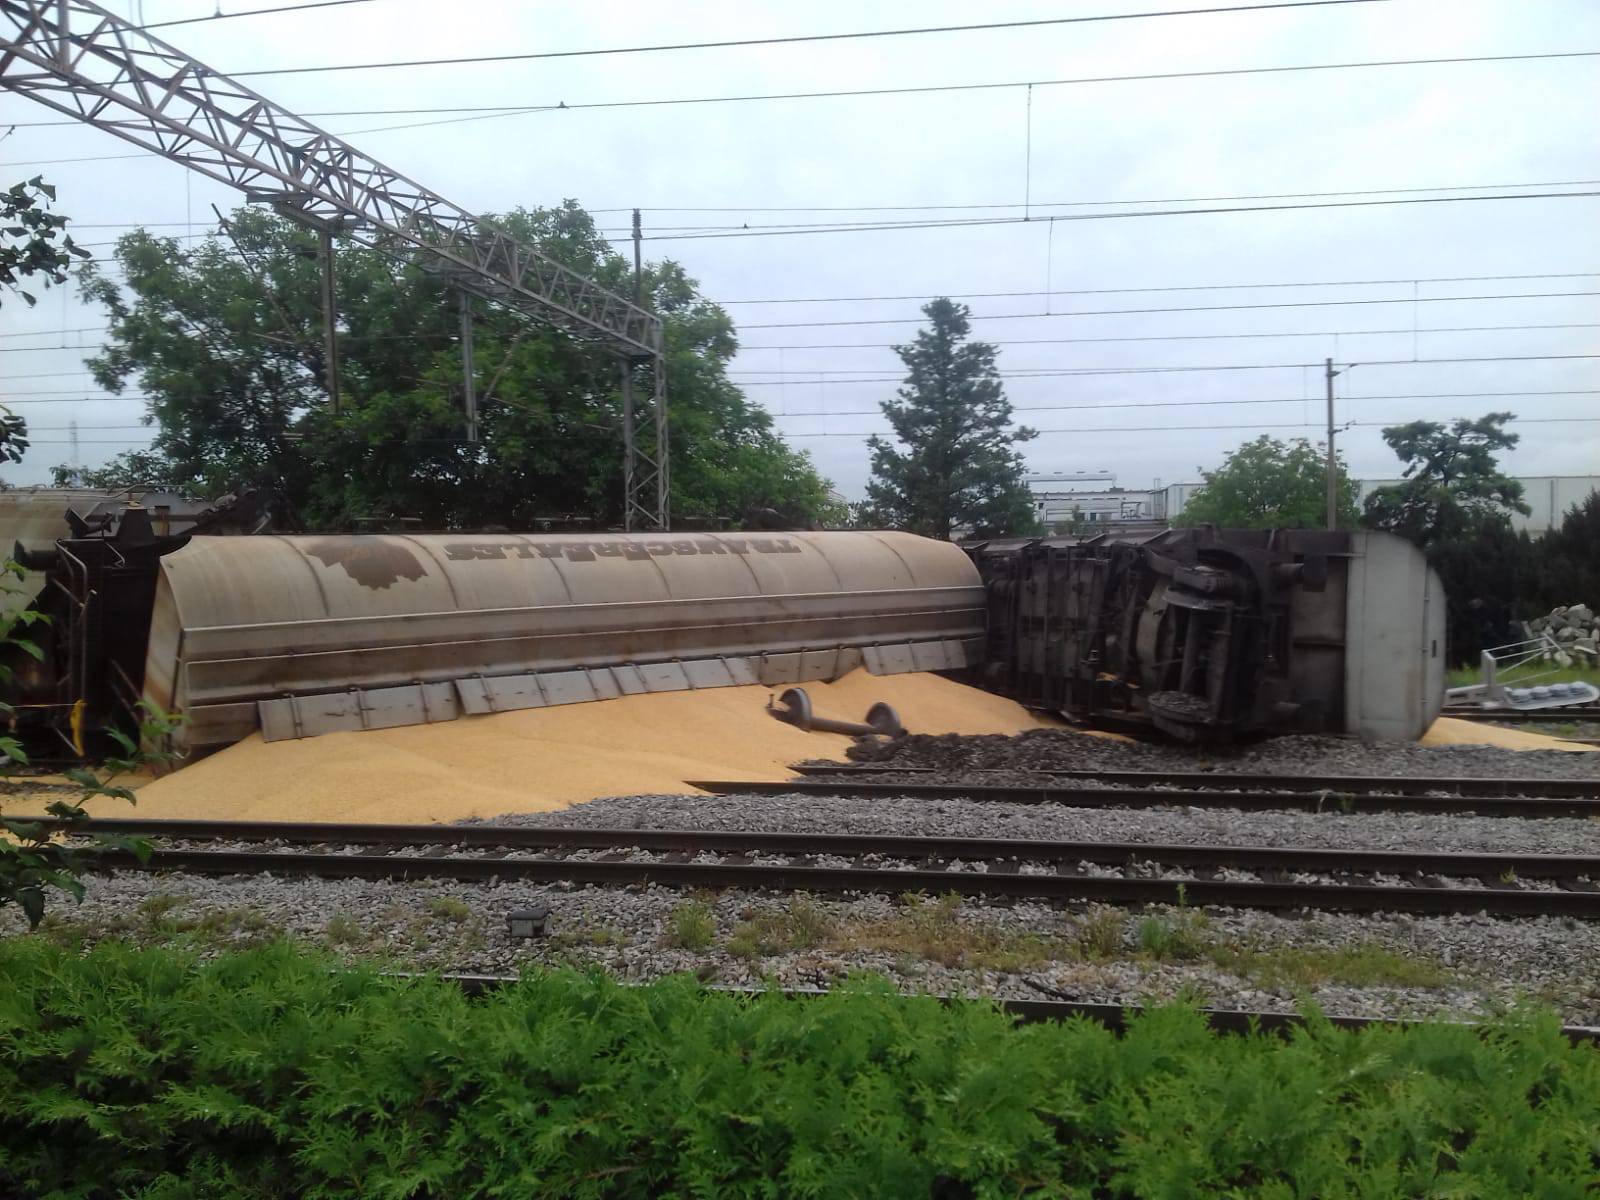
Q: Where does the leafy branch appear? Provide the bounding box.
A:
[0,560,178,928]
[1,175,91,308]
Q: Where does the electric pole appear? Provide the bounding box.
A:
[459,291,478,444]
[632,207,644,304]
[1324,357,1341,530]
[317,227,340,414]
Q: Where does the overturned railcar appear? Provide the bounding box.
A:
[965,527,1445,742]
[2,492,985,756]
[142,530,985,753]
[1,489,1444,757]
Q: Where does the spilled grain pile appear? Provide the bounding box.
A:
[1420,716,1596,753]
[109,671,1058,824]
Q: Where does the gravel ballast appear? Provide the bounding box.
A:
[6,869,1597,1026]
[839,729,1600,781]
[484,791,1600,856]
[8,730,1597,1027]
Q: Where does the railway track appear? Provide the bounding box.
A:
[433,973,1600,1045]
[692,778,1600,818]
[1441,706,1600,724]
[789,764,1600,798]
[71,818,1600,919]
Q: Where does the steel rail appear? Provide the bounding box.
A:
[1441,707,1600,724]
[789,763,1600,798]
[63,817,1600,881]
[433,973,1600,1044]
[690,779,1600,817]
[88,846,1600,918]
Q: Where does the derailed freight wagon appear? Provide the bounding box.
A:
[965,526,1445,743]
[1,491,1444,759]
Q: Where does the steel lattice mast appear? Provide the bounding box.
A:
[0,0,669,529]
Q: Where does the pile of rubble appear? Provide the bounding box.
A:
[1522,604,1599,665]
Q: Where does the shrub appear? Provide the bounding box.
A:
[0,940,1596,1197]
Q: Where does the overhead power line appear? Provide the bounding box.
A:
[740,290,1600,329]
[7,351,1593,392]
[225,2,1384,77]
[621,183,1600,230]
[4,277,1587,342]
[766,389,1600,418]
[730,353,1600,387]
[7,48,1595,133]
[5,320,1592,358]
[640,191,1600,243]
[322,50,1600,137]
[140,0,381,31]
[1,398,154,406]
[0,326,106,339]
[41,185,1597,224]
[718,270,1600,306]
[743,322,1600,351]
[17,389,1594,420]
[0,152,180,166]
[780,416,1600,439]
[46,185,1589,225]
[8,47,1594,144]
[27,415,1600,447]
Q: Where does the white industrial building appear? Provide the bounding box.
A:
[1028,474,1599,535]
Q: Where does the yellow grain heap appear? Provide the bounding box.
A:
[13,680,1590,827]
[114,670,1057,824]
[1420,716,1596,753]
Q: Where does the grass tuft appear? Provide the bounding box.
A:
[728,898,835,960]
[424,896,472,923]
[663,900,716,951]
[325,913,366,947]
[1213,941,1451,992]
[1074,907,1126,961]
[837,893,1068,972]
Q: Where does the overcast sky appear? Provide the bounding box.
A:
[2,0,1596,500]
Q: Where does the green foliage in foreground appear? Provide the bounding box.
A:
[2,942,1597,1198]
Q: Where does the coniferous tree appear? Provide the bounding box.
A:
[861,298,1037,538]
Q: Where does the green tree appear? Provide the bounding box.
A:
[1181,435,1358,529]
[861,298,1037,538]
[60,202,837,529]
[1362,412,1532,664]
[1528,488,1600,614]
[2,177,90,467]
[1361,412,1529,545]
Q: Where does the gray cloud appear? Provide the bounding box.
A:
[2,0,1595,497]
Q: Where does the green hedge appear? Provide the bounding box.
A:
[1,940,1596,1198]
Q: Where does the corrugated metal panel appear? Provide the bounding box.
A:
[252,643,982,744]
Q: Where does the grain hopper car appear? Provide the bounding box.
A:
[0,490,1444,758]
